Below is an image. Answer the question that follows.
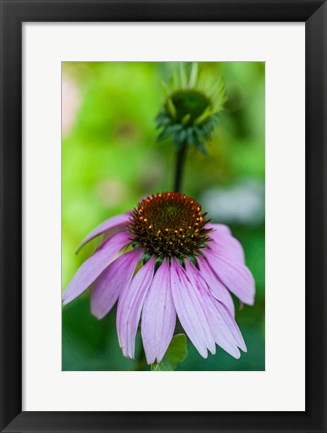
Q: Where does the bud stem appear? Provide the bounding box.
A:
[174,142,187,193]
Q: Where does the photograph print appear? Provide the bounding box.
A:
[61,61,265,372]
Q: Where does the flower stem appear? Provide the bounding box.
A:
[174,142,187,193]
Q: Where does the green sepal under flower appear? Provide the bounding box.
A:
[156,63,227,154]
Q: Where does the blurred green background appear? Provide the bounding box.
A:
[62,62,265,371]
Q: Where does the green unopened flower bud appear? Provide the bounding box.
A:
[156,62,227,154]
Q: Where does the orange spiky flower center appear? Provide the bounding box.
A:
[129,192,210,258]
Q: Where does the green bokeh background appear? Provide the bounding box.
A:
[62,62,265,371]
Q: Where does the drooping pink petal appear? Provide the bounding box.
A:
[170,259,215,358]
[76,213,131,253]
[197,256,235,316]
[185,261,246,358]
[91,249,143,319]
[141,260,176,364]
[206,251,255,305]
[207,230,245,264]
[206,223,231,236]
[62,231,130,305]
[213,299,247,353]
[117,258,155,359]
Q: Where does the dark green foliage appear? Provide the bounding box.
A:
[151,334,188,371]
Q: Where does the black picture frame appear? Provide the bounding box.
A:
[0,1,326,432]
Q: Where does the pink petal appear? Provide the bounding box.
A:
[91,249,143,319]
[76,213,131,253]
[170,259,215,358]
[214,300,247,353]
[117,258,155,359]
[197,257,235,316]
[62,231,130,305]
[141,260,176,364]
[206,251,255,305]
[186,261,246,358]
[207,231,245,264]
[206,223,231,236]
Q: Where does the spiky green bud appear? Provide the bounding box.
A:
[156,62,227,154]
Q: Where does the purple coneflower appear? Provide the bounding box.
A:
[63,192,255,364]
